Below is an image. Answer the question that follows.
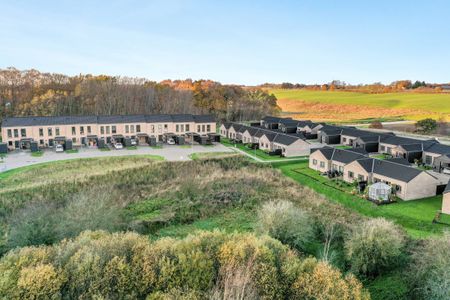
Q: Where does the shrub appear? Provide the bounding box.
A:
[345,218,405,276]
[256,200,314,251]
[409,231,450,300]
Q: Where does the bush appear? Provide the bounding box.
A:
[256,200,314,251]
[0,230,369,299]
[409,231,450,300]
[345,218,405,276]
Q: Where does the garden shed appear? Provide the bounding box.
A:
[368,182,391,201]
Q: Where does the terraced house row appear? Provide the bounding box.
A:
[1,114,216,150]
[219,116,322,157]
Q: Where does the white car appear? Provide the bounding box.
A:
[55,144,64,153]
[167,138,175,145]
[130,139,137,146]
[114,142,123,150]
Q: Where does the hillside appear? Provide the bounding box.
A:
[270,89,450,122]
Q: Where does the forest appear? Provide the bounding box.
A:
[0,68,280,123]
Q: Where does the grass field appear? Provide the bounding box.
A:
[270,89,450,122]
[272,161,447,238]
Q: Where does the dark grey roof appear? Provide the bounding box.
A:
[244,127,259,135]
[331,148,367,164]
[237,125,250,133]
[354,158,422,182]
[193,114,215,123]
[229,123,244,131]
[380,135,424,146]
[321,128,342,136]
[356,135,380,143]
[2,115,98,127]
[341,128,379,138]
[399,143,423,152]
[262,116,291,123]
[98,115,146,124]
[2,114,215,127]
[384,158,411,166]
[171,114,194,122]
[145,114,173,123]
[372,159,423,182]
[273,134,300,146]
[222,122,232,129]
[262,132,277,141]
[312,147,335,160]
[423,143,450,155]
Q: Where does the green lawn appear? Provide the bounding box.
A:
[99,147,111,151]
[221,138,307,161]
[270,89,450,120]
[65,149,79,154]
[371,154,390,160]
[31,151,44,157]
[272,161,448,238]
[150,145,163,149]
[126,146,137,150]
[335,145,353,150]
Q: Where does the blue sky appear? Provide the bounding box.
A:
[1,0,449,85]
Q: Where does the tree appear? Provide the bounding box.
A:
[415,118,438,134]
[344,218,405,276]
[256,200,314,251]
[369,121,383,129]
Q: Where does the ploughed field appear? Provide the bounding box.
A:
[270,89,450,122]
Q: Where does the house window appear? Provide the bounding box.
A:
[425,155,432,165]
[339,166,344,173]
[380,145,385,152]
[185,124,189,132]
[358,174,364,181]
[320,161,325,168]
[125,125,129,133]
[136,125,141,132]
[207,124,211,132]
[40,139,44,145]
[100,126,105,134]
[176,125,179,132]
[48,128,53,136]
[112,126,117,134]
[72,127,76,135]
[150,125,154,133]
[7,129,12,138]
[180,124,184,132]
[80,126,84,135]
[202,125,206,132]
[197,125,201,132]
[348,171,354,178]
[106,126,110,134]
[72,138,76,143]
[8,141,13,146]
[87,126,91,134]
[332,164,337,170]
[130,125,135,133]
[21,128,26,137]
[313,159,318,165]
[55,127,60,136]
[343,137,347,143]
[39,128,44,137]
[13,129,19,137]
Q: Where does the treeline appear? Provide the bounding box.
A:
[261,79,449,93]
[0,68,279,122]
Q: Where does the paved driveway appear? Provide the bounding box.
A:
[0,144,233,172]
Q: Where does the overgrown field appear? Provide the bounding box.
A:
[270,89,450,122]
[0,156,448,299]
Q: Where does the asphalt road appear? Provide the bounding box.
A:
[0,144,233,172]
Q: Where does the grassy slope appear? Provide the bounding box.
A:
[272,161,446,238]
[270,89,450,121]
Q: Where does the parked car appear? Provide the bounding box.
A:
[55,144,64,153]
[114,143,123,150]
[167,138,175,145]
[130,139,137,146]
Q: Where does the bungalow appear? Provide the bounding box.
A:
[241,127,259,144]
[279,120,299,134]
[379,135,438,163]
[343,157,438,200]
[261,116,292,129]
[298,121,323,135]
[318,127,343,144]
[272,134,311,157]
[353,135,380,153]
[309,147,366,173]
[422,143,450,166]
[227,124,244,141]
[258,132,277,151]
[433,154,450,175]
[442,181,450,214]
[219,122,232,138]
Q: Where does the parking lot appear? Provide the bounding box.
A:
[0,144,233,172]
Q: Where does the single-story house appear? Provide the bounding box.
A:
[433,154,450,175]
[442,181,450,214]
[227,124,244,141]
[241,127,259,144]
[318,127,343,144]
[261,116,292,129]
[422,143,450,166]
[258,132,277,151]
[273,134,311,157]
[353,135,380,153]
[219,122,232,137]
[309,147,366,173]
[279,120,299,134]
[343,157,438,200]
